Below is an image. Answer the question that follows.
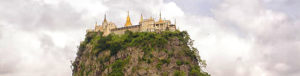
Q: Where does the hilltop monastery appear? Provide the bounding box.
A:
[88,12,177,36]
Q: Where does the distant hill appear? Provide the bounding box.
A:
[72,30,210,76]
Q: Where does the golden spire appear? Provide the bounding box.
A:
[95,21,98,27]
[124,11,132,27]
[140,14,143,22]
[159,12,163,22]
[103,14,108,23]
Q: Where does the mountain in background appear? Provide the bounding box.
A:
[72,30,210,76]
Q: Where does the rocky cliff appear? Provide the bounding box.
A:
[72,30,210,76]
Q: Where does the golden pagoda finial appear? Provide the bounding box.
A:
[124,11,132,27]
[159,11,163,22]
[140,14,143,22]
[103,14,107,23]
[95,21,98,27]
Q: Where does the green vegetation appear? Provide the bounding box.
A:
[174,70,186,76]
[176,60,184,66]
[163,72,169,76]
[189,65,210,76]
[161,59,171,64]
[80,30,192,57]
[176,60,190,66]
[120,30,177,55]
[108,57,130,76]
[156,61,162,70]
[73,30,210,76]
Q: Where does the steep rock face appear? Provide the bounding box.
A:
[72,31,210,76]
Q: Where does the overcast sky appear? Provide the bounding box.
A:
[0,0,299,76]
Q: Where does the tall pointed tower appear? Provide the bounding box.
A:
[159,12,163,22]
[95,22,98,27]
[140,14,143,22]
[102,14,108,25]
[139,14,143,25]
[124,11,132,27]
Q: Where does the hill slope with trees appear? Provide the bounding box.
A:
[72,30,210,76]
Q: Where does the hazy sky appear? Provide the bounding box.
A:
[0,0,299,76]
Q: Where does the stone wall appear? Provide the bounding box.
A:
[168,25,176,31]
[140,20,155,32]
[111,25,141,35]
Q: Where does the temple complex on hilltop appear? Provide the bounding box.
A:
[87,12,177,36]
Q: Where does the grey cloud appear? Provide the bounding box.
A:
[38,33,76,60]
[0,51,20,75]
[208,0,300,76]
[253,21,300,76]
[39,34,55,49]
[263,0,300,20]
[0,25,3,39]
[164,0,221,16]
[0,0,85,32]
[0,28,77,76]
[0,0,85,76]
